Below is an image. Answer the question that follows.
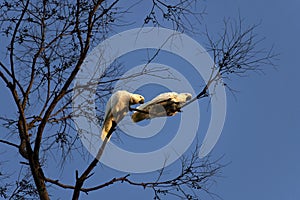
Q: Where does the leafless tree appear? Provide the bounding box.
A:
[0,0,276,200]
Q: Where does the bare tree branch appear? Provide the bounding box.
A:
[9,0,30,88]
[71,121,116,199]
[182,17,278,108]
[33,0,106,162]
[45,148,223,199]
[0,139,19,148]
[0,1,277,199]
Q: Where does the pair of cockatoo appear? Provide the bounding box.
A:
[100,90,192,141]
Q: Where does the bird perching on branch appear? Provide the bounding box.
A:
[131,92,192,123]
[101,90,145,141]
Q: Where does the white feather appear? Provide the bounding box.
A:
[101,90,144,141]
[131,92,191,122]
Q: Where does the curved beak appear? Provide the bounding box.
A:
[139,99,144,104]
[186,96,192,101]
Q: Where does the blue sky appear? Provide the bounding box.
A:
[1,0,300,199]
[205,1,300,200]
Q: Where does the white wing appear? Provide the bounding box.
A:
[101,90,144,140]
[100,94,116,141]
[131,92,191,122]
[136,92,178,110]
[101,91,131,141]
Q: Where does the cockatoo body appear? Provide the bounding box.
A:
[131,92,191,122]
[101,90,144,140]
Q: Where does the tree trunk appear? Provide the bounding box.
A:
[26,140,50,200]
[30,162,50,200]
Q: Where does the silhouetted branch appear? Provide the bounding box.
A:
[182,17,278,108]
[45,148,223,200]
[0,0,277,199]
[0,139,19,148]
[144,0,205,32]
[71,121,117,199]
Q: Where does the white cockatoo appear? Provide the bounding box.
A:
[131,92,192,123]
[101,90,145,141]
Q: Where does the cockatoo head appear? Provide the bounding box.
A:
[178,93,192,102]
[130,94,145,105]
